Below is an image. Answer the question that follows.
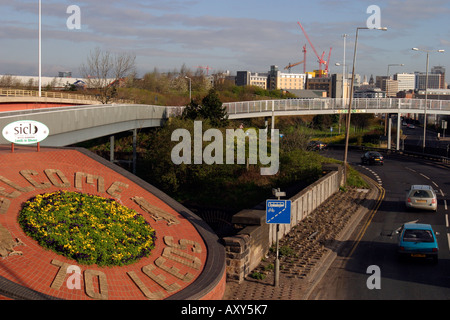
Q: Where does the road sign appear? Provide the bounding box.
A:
[266,200,291,224]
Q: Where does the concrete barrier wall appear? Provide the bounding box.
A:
[223,165,343,283]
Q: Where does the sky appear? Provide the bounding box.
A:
[1,0,450,80]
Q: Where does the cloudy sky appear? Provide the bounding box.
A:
[1,0,449,79]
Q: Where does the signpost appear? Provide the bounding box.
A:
[266,188,291,287]
[2,120,49,152]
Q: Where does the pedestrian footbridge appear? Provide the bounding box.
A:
[0,98,449,147]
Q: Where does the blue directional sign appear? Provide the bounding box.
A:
[266,200,291,224]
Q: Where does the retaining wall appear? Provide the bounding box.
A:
[223,164,343,283]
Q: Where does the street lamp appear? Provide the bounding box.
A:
[343,26,387,183]
[38,0,42,97]
[411,47,445,152]
[185,76,191,101]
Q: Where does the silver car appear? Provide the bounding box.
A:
[405,185,437,212]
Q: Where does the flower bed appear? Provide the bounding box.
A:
[18,191,156,267]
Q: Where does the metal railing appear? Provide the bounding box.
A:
[223,98,450,115]
[0,88,98,101]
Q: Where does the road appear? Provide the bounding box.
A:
[308,148,450,300]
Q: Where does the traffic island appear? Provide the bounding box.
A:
[0,146,225,300]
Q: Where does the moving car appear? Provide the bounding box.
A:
[397,223,439,263]
[361,151,384,165]
[307,140,327,151]
[405,185,437,212]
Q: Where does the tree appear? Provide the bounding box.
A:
[199,89,229,127]
[80,47,136,104]
[181,89,228,127]
[182,99,202,121]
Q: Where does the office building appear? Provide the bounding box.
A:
[415,72,441,90]
[394,73,415,92]
[236,71,268,89]
[375,76,398,97]
[431,66,446,89]
[268,65,307,91]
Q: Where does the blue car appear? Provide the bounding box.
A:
[397,223,439,264]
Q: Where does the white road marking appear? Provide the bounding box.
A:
[447,233,450,252]
[445,214,449,228]
[420,173,430,180]
[432,181,439,188]
[445,200,448,211]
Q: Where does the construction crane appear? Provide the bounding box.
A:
[284,60,304,73]
[297,21,332,77]
[285,44,307,73]
[195,65,213,75]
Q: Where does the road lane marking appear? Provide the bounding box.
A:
[440,189,445,197]
[445,200,448,211]
[446,214,449,228]
[447,233,450,252]
[432,181,439,188]
[348,179,385,258]
[420,173,430,180]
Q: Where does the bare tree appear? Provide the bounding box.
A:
[80,48,136,104]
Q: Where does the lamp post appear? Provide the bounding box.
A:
[185,76,191,101]
[38,0,42,97]
[411,48,445,152]
[343,26,387,183]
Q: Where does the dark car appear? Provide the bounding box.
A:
[307,140,327,151]
[361,151,384,165]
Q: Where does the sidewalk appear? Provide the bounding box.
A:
[223,177,381,300]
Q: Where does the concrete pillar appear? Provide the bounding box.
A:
[110,135,115,162]
[132,129,137,174]
[387,117,392,150]
[396,113,401,151]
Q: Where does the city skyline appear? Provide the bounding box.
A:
[1,0,449,78]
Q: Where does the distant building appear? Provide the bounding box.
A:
[354,87,386,98]
[236,71,268,89]
[416,88,450,100]
[268,65,307,91]
[58,71,72,78]
[394,73,415,92]
[415,72,441,90]
[431,66,446,89]
[306,76,332,98]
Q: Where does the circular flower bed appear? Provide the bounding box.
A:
[18,191,156,267]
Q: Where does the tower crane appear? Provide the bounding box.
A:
[297,21,332,77]
[284,60,304,73]
[285,44,307,73]
[195,65,213,75]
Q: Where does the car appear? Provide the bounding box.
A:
[405,185,437,212]
[361,151,384,165]
[397,223,439,263]
[407,124,415,129]
[307,140,327,151]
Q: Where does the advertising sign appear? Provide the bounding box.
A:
[2,120,49,145]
